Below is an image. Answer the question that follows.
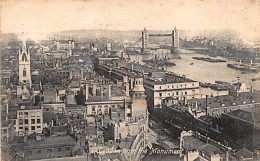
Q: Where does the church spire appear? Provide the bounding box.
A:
[22,32,27,51]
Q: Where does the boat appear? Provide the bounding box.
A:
[192,57,226,63]
[227,63,258,73]
[252,78,260,81]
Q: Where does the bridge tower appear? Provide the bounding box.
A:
[141,27,148,53]
[171,27,179,53]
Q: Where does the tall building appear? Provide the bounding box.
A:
[18,36,31,86]
[130,76,147,120]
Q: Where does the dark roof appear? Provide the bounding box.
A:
[235,148,254,159]
[225,109,260,126]
[51,126,68,134]
[86,96,110,102]
[23,135,76,149]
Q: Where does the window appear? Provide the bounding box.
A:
[172,85,174,88]
[19,127,23,130]
[66,147,71,151]
[37,126,41,129]
[2,129,7,134]
[57,147,62,152]
[27,150,32,155]
[185,92,187,95]
[92,106,95,112]
[47,149,52,153]
[22,53,27,61]
[19,119,23,125]
[192,84,194,86]
[25,119,28,124]
[37,119,41,124]
[159,86,161,89]
[176,92,179,95]
[24,112,28,116]
[36,150,41,154]
[159,93,162,97]
[23,68,26,77]
[19,112,23,116]
[31,119,35,124]
[176,85,178,88]
[180,85,182,87]
[31,126,35,130]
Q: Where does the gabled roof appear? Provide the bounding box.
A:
[226,109,260,125]
[235,148,254,159]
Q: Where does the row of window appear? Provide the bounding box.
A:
[16,119,41,125]
[158,83,195,90]
[159,90,195,97]
[18,111,41,117]
[17,125,41,130]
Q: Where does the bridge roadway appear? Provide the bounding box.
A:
[148,34,173,37]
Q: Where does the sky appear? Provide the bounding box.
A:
[1,0,260,42]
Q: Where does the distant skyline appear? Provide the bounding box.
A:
[1,0,260,42]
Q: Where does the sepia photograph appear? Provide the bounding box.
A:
[0,0,260,160]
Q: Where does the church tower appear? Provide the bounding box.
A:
[19,34,31,87]
[130,76,147,120]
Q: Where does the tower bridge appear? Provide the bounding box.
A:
[141,27,179,54]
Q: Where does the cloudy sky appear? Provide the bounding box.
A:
[1,0,260,41]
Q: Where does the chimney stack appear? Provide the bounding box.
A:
[101,85,104,97]
[92,84,97,96]
[206,95,208,107]
[108,85,111,98]
[226,150,229,161]
[85,84,89,100]
[125,83,129,97]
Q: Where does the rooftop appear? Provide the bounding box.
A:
[145,73,196,85]
[23,135,76,150]
[225,108,260,127]
[188,93,260,109]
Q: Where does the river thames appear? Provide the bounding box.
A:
[124,49,260,96]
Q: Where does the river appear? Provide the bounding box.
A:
[122,49,260,95]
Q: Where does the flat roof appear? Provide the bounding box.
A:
[145,73,197,85]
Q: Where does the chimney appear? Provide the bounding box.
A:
[125,83,129,97]
[92,84,97,96]
[85,84,89,100]
[251,86,253,93]
[101,85,104,97]
[226,150,229,161]
[206,95,208,107]
[211,154,221,161]
[108,85,111,98]
[206,107,210,116]
[24,135,28,143]
[254,150,259,160]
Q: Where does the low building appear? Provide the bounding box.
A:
[20,135,77,160]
